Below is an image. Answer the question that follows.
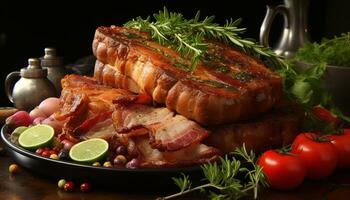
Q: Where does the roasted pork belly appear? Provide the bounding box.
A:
[205,105,302,153]
[93,26,283,125]
[131,136,220,168]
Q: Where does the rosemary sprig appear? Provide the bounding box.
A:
[124,7,286,71]
[157,145,268,200]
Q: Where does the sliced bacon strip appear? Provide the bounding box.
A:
[148,115,209,151]
[74,111,113,136]
[55,93,89,120]
[112,105,174,131]
[132,136,220,168]
[81,118,116,140]
[112,105,209,151]
[60,74,133,115]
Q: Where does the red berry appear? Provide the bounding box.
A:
[64,181,74,192]
[126,158,140,169]
[49,150,56,155]
[80,182,91,192]
[35,148,44,155]
[53,147,61,153]
[41,150,51,158]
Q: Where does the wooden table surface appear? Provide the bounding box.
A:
[1,148,350,200]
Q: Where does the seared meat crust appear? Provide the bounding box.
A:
[93,26,283,125]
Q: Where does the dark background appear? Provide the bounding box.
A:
[0,0,349,106]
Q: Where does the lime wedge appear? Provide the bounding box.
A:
[69,138,109,163]
[13,126,28,135]
[10,126,28,144]
[18,124,54,150]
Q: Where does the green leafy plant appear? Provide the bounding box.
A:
[157,145,267,200]
[289,33,350,112]
[295,32,350,67]
[284,33,350,127]
[124,7,285,71]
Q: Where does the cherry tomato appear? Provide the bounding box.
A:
[258,150,306,190]
[291,133,338,179]
[312,105,340,125]
[329,129,350,168]
[64,181,74,192]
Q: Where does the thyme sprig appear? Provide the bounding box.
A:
[157,145,267,200]
[124,7,286,71]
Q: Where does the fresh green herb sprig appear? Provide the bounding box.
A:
[124,7,285,71]
[157,145,267,200]
[280,61,329,107]
[295,32,350,67]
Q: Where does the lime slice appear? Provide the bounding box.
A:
[18,124,54,150]
[69,138,109,163]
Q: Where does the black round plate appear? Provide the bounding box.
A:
[1,125,202,192]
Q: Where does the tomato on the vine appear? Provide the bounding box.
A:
[291,133,338,179]
[258,150,306,190]
[329,129,350,168]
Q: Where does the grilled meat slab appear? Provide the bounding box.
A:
[205,105,302,153]
[93,26,283,125]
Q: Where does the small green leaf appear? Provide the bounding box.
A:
[291,79,313,104]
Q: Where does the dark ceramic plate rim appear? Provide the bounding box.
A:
[1,125,201,174]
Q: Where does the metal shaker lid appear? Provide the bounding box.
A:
[40,48,63,68]
[20,58,48,78]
